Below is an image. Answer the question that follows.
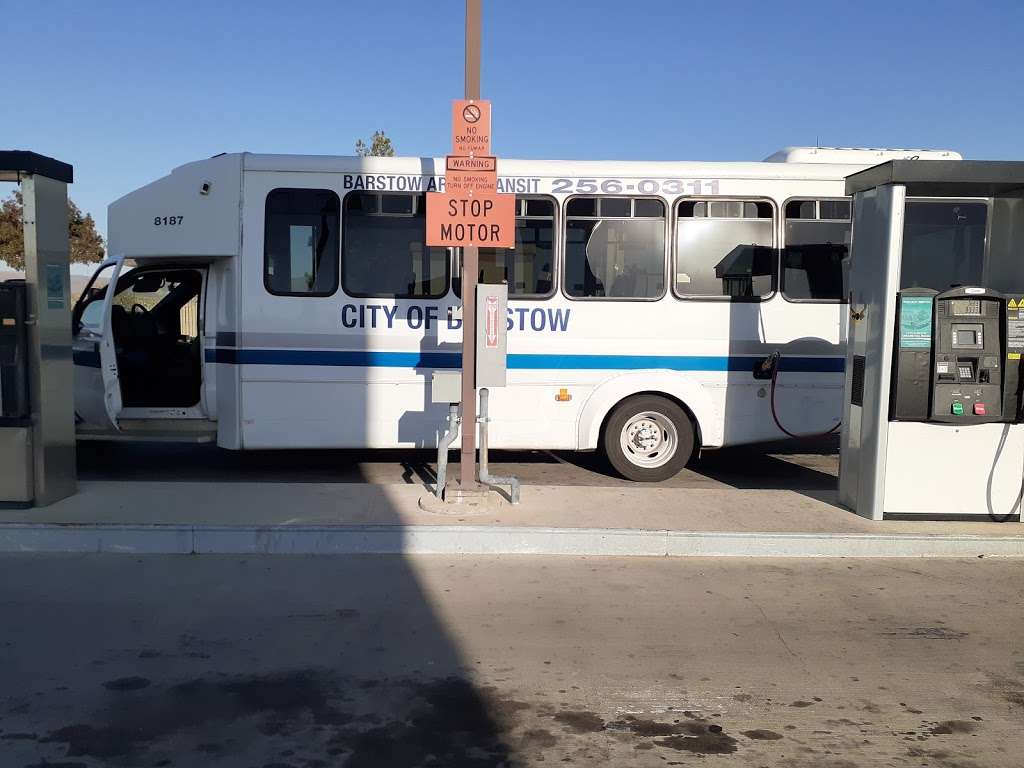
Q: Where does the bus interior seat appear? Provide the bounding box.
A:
[112,271,202,409]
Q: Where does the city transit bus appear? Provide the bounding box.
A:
[71,147,960,481]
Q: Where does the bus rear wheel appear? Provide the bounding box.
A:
[603,395,695,482]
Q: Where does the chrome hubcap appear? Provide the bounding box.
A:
[619,411,678,469]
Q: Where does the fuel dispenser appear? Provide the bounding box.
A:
[0,282,32,503]
[0,152,77,507]
[840,160,1024,520]
[892,288,1022,424]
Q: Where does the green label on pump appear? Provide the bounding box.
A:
[44,264,66,310]
[900,296,933,348]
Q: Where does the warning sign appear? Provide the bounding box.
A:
[452,99,491,156]
[1008,296,1024,351]
[445,155,497,195]
[1007,319,1024,350]
[426,192,515,248]
[445,170,497,196]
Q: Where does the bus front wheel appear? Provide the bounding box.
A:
[603,395,695,482]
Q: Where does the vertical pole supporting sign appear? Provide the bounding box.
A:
[426,0,514,495]
[459,0,482,490]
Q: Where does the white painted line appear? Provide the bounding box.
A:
[1,523,1023,558]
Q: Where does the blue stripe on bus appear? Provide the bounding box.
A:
[203,348,845,373]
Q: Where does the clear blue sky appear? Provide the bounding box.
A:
[3,0,1024,244]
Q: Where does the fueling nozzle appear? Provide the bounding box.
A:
[754,350,781,381]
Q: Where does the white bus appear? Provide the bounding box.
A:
[72,147,959,481]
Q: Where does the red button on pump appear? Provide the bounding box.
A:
[974,403,987,415]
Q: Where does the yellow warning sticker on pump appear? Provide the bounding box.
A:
[1010,299,1019,309]
[1009,353,1021,360]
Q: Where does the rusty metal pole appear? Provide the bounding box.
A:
[459,0,482,489]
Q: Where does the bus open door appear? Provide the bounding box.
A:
[72,259,216,442]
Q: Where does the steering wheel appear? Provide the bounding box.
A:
[130,303,149,316]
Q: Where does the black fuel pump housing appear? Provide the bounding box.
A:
[0,281,30,424]
[891,286,1024,425]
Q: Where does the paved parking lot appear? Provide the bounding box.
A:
[76,436,839,490]
[1,552,1022,767]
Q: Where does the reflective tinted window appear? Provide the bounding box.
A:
[564,197,665,299]
[342,192,448,298]
[264,188,340,296]
[783,199,851,301]
[675,200,775,298]
[455,197,556,298]
[900,201,987,291]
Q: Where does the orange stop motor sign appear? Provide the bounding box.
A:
[426,191,515,248]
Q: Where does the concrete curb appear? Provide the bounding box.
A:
[1,523,1023,557]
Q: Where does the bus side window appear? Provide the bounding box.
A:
[675,200,775,300]
[264,188,340,296]
[782,198,850,302]
[563,197,666,300]
[454,196,556,299]
[341,192,449,299]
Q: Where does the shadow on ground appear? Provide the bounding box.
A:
[75,435,839,492]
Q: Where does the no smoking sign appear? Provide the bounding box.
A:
[452,99,491,156]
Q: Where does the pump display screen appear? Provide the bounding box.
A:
[951,299,982,316]
[956,329,978,346]
[951,323,983,348]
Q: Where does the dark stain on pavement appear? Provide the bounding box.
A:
[102,676,151,692]
[587,713,740,755]
[321,679,514,767]
[42,670,345,759]
[553,710,606,733]
[927,720,977,735]
[607,715,708,738]
[742,728,784,740]
[520,728,558,748]
[654,728,739,755]
[41,671,517,768]
[41,724,139,758]
[883,626,968,640]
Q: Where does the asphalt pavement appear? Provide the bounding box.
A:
[75,436,840,490]
[1,552,1022,767]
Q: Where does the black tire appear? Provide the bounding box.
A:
[602,395,696,482]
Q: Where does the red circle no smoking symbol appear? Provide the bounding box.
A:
[463,104,481,123]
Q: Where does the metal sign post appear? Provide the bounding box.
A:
[425,0,513,500]
[459,0,482,491]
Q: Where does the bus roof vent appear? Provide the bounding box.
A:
[763,146,963,164]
